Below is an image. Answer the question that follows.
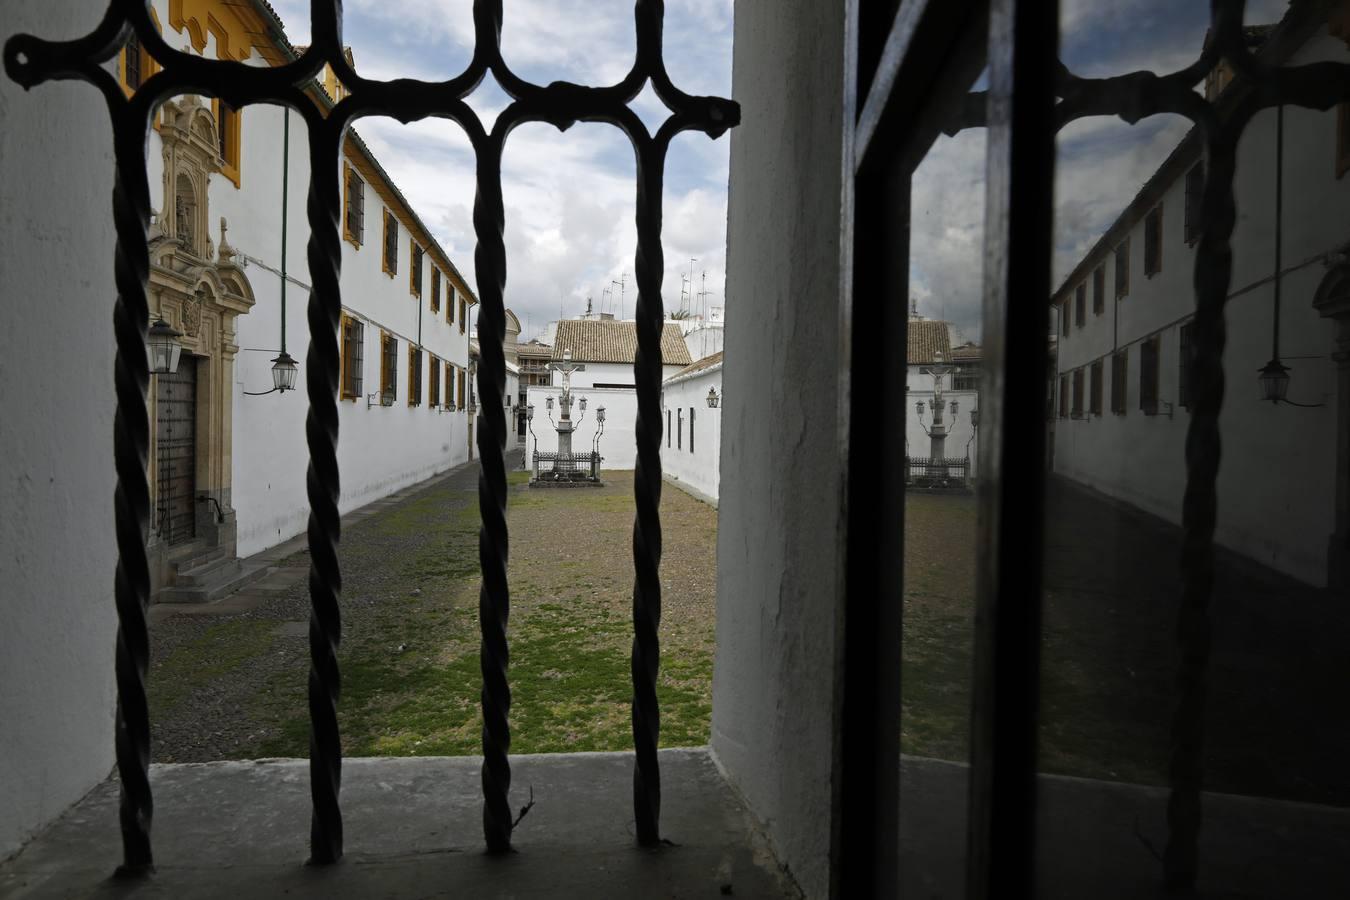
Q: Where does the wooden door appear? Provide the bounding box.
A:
[156,356,197,545]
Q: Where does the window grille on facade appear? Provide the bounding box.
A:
[459,296,466,333]
[667,409,672,446]
[1184,163,1204,244]
[1059,374,1069,418]
[689,407,695,453]
[445,365,454,410]
[429,357,440,408]
[124,30,141,90]
[953,367,980,391]
[1139,335,1161,415]
[430,267,440,313]
[1092,264,1105,315]
[1144,204,1163,277]
[383,210,398,275]
[341,316,364,400]
[447,283,455,323]
[408,346,423,406]
[344,166,364,245]
[457,365,466,410]
[1179,321,1194,409]
[1060,300,1070,337]
[380,332,398,404]
[1111,350,1129,415]
[1089,359,1103,416]
[1074,283,1086,327]
[410,244,423,297]
[1071,368,1084,418]
[1115,238,1130,298]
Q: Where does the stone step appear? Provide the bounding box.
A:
[175,556,241,588]
[169,543,229,574]
[155,560,273,605]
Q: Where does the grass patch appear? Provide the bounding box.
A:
[150,620,277,716]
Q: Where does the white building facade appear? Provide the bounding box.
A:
[904,320,982,475]
[1050,18,1350,587]
[129,0,476,580]
[661,353,725,504]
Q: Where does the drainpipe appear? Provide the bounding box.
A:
[280,107,289,355]
[1271,103,1284,364]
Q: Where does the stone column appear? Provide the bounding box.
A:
[1314,262,1350,590]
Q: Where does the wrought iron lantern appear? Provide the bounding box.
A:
[147,316,184,375]
[949,399,959,417]
[546,396,554,411]
[597,405,606,424]
[970,408,980,428]
[526,403,534,422]
[1258,358,1290,404]
[707,386,720,408]
[270,351,299,393]
[915,401,925,415]
[580,396,588,412]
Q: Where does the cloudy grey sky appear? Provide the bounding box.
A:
[911,0,1291,343]
[265,1,1292,345]
[267,0,732,342]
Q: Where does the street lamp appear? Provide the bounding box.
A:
[270,351,299,393]
[707,386,719,408]
[949,399,959,417]
[1258,358,1290,404]
[147,316,184,375]
[593,404,607,454]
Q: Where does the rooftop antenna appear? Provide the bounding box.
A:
[611,273,627,320]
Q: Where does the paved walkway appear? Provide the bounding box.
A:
[1040,476,1349,805]
[150,451,523,625]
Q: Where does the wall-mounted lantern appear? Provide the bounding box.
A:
[707,386,720,408]
[580,396,588,412]
[270,351,298,393]
[596,405,606,424]
[147,316,184,375]
[1258,358,1290,404]
[546,396,554,411]
[526,403,534,422]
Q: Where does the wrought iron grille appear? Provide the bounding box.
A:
[840,1,1350,897]
[3,0,737,874]
[902,456,970,489]
[531,451,602,482]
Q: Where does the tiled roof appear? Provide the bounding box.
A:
[950,342,982,362]
[515,342,554,360]
[907,320,952,365]
[667,351,724,382]
[551,320,693,366]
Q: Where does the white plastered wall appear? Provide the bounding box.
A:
[661,367,723,503]
[0,0,119,861]
[712,0,846,895]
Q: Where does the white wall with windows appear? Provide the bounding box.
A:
[1051,28,1349,586]
[661,364,723,504]
[140,0,477,559]
[556,360,686,390]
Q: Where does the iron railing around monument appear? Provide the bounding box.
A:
[532,451,602,482]
[3,0,737,874]
[903,456,970,488]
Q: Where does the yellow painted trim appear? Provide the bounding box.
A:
[209,97,243,188]
[168,0,269,63]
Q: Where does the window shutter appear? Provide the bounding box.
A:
[1115,239,1129,298]
[1075,283,1085,327]
[1092,265,1104,315]
[353,320,364,396]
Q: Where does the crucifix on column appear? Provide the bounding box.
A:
[547,348,587,462]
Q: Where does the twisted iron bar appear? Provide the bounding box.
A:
[473,129,515,853]
[108,103,156,880]
[302,117,347,865]
[630,136,670,846]
[5,0,737,862]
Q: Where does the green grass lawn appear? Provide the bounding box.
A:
[152,468,717,761]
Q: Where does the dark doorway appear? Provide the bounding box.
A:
[156,356,197,546]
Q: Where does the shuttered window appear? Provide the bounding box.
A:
[382,211,398,275]
[667,409,672,446]
[1089,360,1103,416]
[1111,349,1128,414]
[410,244,423,297]
[446,365,454,410]
[457,365,466,409]
[430,268,440,313]
[340,315,364,400]
[1115,238,1129,299]
[1144,204,1163,277]
[344,165,365,246]
[447,283,455,324]
[1140,335,1160,414]
[689,407,695,453]
[1075,283,1086,328]
[459,296,467,333]
[1058,374,1069,418]
[380,332,398,404]
[1184,163,1204,244]
[1060,300,1070,337]
[1179,322,1194,409]
[408,346,423,406]
[1092,264,1105,315]
[1071,368,1084,418]
[429,357,440,408]
[125,31,143,90]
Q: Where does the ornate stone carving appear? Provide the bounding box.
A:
[182,288,204,338]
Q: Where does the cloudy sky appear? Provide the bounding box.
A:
[911,0,1290,343]
[266,0,733,342]
[263,1,1293,346]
